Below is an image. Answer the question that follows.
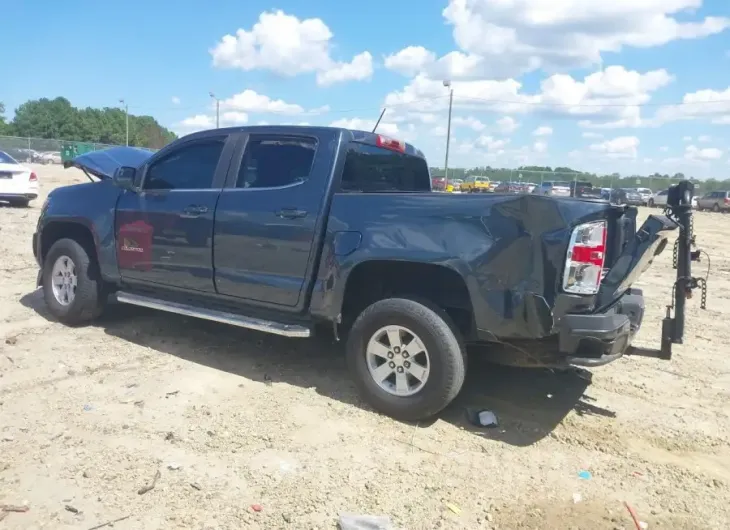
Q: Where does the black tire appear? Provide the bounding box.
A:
[42,238,107,325]
[713,203,720,213]
[346,297,467,421]
[648,199,654,208]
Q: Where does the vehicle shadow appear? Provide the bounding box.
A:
[20,289,615,448]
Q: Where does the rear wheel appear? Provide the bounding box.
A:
[713,203,720,213]
[346,298,467,421]
[648,199,654,208]
[9,199,29,208]
[42,238,107,325]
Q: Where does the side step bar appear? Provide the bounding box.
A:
[115,292,311,338]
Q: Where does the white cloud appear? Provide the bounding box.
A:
[316,52,374,86]
[686,145,723,161]
[220,89,304,114]
[431,125,448,137]
[496,116,519,134]
[221,111,249,125]
[211,10,373,85]
[582,131,603,139]
[180,115,214,129]
[453,116,486,131]
[589,136,640,159]
[533,140,548,153]
[698,135,712,142]
[659,146,669,152]
[171,96,181,105]
[654,86,730,124]
[533,126,553,136]
[330,117,399,137]
[430,0,730,79]
[475,135,509,152]
[384,46,436,76]
[383,66,673,129]
[683,136,693,141]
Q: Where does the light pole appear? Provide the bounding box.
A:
[443,80,454,181]
[209,92,220,128]
[119,99,129,146]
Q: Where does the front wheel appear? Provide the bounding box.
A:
[713,203,720,213]
[42,238,107,325]
[648,199,654,208]
[346,298,467,421]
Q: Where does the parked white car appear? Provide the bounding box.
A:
[533,181,571,197]
[0,150,39,207]
[635,187,653,205]
[648,189,668,208]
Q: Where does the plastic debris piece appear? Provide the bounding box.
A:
[83,404,93,412]
[338,513,393,530]
[572,493,582,504]
[477,410,499,428]
[167,462,180,471]
[578,470,592,480]
[251,504,262,513]
[445,502,461,515]
[639,522,649,530]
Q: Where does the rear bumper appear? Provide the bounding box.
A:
[560,288,645,367]
[0,193,37,201]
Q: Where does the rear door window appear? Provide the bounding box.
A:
[236,136,317,189]
[340,142,431,192]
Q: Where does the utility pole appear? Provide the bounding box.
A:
[443,80,453,180]
[119,99,129,146]
[209,92,220,128]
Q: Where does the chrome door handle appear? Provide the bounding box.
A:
[276,208,307,219]
[181,205,209,218]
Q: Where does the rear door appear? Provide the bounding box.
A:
[213,129,339,310]
[115,134,235,292]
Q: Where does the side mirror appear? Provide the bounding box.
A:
[113,166,136,191]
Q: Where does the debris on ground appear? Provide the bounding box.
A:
[167,462,181,471]
[578,470,592,480]
[250,504,262,512]
[137,469,161,495]
[0,504,29,522]
[445,501,462,514]
[87,514,132,530]
[466,408,499,428]
[64,504,80,514]
[338,513,393,530]
[572,493,582,504]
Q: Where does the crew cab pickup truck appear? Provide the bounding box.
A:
[32,126,703,421]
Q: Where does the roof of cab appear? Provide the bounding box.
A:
[180,125,426,160]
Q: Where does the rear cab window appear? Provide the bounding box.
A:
[339,142,431,193]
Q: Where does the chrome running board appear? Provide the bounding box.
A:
[115,291,311,338]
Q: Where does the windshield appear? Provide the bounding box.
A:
[0,151,18,164]
[340,142,431,193]
[554,181,570,187]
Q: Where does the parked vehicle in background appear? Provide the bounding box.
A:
[622,189,644,206]
[648,189,669,208]
[533,181,571,197]
[38,151,62,165]
[696,190,730,212]
[0,150,39,207]
[461,175,492,193]
[431,176,446,191]
[635,188,652,206]
[524,182,537,193]
[494,181,523,193]
[570,181,602,199]
[446,179,463,192]
[32,125,704,421]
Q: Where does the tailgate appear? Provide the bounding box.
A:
[597,213,678,309]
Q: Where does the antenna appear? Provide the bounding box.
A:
[372,108,386,133]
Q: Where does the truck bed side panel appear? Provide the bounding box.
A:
[310,193,618,339]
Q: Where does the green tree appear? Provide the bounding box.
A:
[9,97,176,149]
[0,102,9,135]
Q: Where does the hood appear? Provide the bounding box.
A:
[64,146,155,180]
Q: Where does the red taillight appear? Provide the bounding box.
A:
[563,221,607,295]
[376,134,406,153]
[724,197,729,205]
[29,172,38,182]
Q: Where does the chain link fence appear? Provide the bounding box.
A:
[431,167,693,194]
[0,135,157,166]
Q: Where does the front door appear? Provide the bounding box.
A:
[115,134,234,293]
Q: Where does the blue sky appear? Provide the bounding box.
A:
[3,0,730,178]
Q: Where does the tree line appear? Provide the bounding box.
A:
[0,98,176,149]
[431,165,730,194]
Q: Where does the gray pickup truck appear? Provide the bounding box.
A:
[32,126,705,421]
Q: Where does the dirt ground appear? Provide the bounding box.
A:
[1,164,728,530]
